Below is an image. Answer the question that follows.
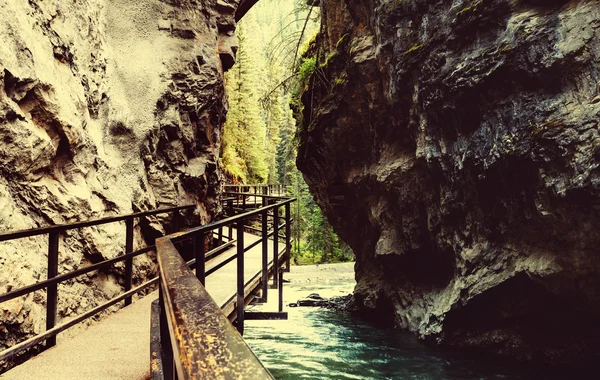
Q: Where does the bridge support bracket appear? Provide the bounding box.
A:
[244,312,288,320]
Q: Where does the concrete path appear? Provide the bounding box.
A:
[1,232,286,380]
[1,291,156,380]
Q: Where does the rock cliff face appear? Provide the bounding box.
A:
[0,0,244,366]
[297,0,600,364]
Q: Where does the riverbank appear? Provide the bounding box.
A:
[286,262,355,284]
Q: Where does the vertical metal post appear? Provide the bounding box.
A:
[124,217,134,306]
[159,285,174,380]
[272,206,279,288]
[195,232,205,286]
[227,199,234,217]
[242,195,246,210]
[278,271,284,312]
[261,210,268,302]
[254,186,257,206]
[218,227,223,245]
[236,221,245,335]
[285,202,291,272]
[46,231,59,348]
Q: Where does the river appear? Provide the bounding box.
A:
[244,270,577,380]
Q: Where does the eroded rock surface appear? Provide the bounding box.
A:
[0,0,245,369]
[298,0,600,364]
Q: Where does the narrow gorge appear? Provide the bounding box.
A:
[2,0,600,374]
[297,0,600,365]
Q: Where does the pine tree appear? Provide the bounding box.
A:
[222,24,268,183]
[220,0,354,264]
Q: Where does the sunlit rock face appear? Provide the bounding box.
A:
[297,0,600,364]
[0,0,243,368]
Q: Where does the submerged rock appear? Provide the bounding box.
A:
[297,0,600,365]
[297,293,330,306]
[291,293,356,311]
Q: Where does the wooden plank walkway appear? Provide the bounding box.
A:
[1,232,286,380]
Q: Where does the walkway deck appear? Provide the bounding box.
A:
[1,232,286,380]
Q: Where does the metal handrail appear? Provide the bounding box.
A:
[224,191,290,200]
[0,205,194,242]
[0,204,195,359]
[154,189,295,379]
[156,238,273,379]
[223,183,286,197]
[1,185,295,376]
[178,198,294,236]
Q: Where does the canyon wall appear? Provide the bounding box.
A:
[297,0,600,364]
[0,0,244,368]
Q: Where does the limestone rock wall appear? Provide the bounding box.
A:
[297,0,600,364]
[0,0,243,367]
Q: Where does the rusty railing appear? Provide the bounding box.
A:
[0,205,195,362]
[152,190,295,380]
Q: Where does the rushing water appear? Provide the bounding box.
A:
[244,279,576,380]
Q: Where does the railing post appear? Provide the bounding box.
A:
[218,226,223,246]
[124,217,134,306]
[278,271,284,312]
[242,194,246,210]
[195,232,205,285]
[227,199,234,217]
[272,206,279,289]
[261,210,268,302]
[285,203,291,272]
[236,220,245,335]
[46,231,59,348]
[159,285,174,380]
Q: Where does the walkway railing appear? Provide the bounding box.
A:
[0,184,295,378]
[0,205,195,362]
[153,189,295,380]
[223,184,285,196]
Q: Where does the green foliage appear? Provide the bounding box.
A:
[456,0,483,17]
[335,33,350,49]
[322,50,339,67]
[298,57,316,85]
[221,0,353,265]
[333,72,348,87]
[287,174,354,265]
[404,44,423,55]
[221,21,270,183]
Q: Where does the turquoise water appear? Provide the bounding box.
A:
[244,280,574,380]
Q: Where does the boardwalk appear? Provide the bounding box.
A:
[1,231,286,380]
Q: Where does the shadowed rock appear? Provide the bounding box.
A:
[297,0,600,365]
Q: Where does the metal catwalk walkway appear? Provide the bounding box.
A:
[1,232,286,380]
